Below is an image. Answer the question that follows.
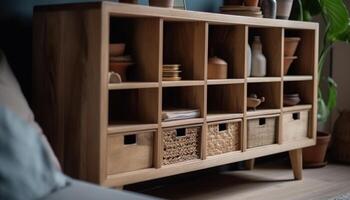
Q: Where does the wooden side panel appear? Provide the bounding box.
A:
[33,8,104,183]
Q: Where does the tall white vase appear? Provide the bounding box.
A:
[251,36,266,77]
[247,43,252,77]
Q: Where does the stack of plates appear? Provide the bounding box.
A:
[220,5,263,18]
[163,64,182,81]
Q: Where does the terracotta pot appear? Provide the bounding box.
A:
[109,43,126,57]
[244,0,259,7]
[284,56,297,75]
[109,62,133,81]
[208,56,228,79]
[224,0,244,5]
[119,0,138,3]
[284,37,301,56]
[303,132,331,168]
[277,0,294,19]
[149,0,174,8]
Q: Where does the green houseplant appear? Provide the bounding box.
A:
[294,0,350,167]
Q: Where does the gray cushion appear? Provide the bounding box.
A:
[42,180,158,200]
[0,107,67,200]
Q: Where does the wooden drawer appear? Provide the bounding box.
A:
[162,125,201,165]
[207,119,241,156]
[107,130,154,175]
[283,110,309,142]
[248,115,278,148]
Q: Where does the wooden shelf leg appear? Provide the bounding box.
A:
[289,149,303,180]
[244,159,255,170]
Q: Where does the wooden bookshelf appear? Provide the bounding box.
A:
[33,2,318,188]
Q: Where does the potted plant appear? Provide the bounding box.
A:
[293,0,350,167]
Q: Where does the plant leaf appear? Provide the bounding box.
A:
[320,0,350,43]
[318,96,329,122]
[337,21,350,42]
[301,0,321,17]
[327,77,338,113]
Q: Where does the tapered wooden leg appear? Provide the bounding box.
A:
[289,149,303,180]
[245,159,255,170]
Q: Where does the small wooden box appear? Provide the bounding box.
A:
[248,116,277,148]
[162,125,201,165]
[207,119,241,156]
[283,110,309,142]
[107,130,154,175]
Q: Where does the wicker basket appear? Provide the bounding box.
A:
[207,120,241,156]
[247,115,277,148]
[162,125,201,165]
[282,110,309,142]
[332,111,350,163]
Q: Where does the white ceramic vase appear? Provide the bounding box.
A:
[251,36,266,77]
[247,43,252,77]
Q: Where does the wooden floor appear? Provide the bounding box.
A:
[129,160,350,200]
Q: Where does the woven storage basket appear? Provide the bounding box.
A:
[248,116,277,148]
[282,110,309,142]
[162,125,201,165]
[207,120,241,156]
[332,111,350,163]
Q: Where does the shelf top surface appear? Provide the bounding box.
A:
[35,2,319,30]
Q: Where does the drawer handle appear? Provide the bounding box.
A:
[176,128,186,137]
[259,118,266,126]
[219,123,227,131]
[124,134,137,145]
[293,112,300,120]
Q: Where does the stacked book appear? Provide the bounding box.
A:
[220,5,263,18]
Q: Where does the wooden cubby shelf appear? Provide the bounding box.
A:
[33,2,318,188]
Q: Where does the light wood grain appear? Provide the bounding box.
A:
[289,149,303,180]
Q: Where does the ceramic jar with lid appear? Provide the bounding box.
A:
[247,43,252,77]
[208,56,228,79]
[251,36,267,77]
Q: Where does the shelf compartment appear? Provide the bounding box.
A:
[162,86,205,121]
[248,27,283,77]
[109,17,161,82]
[284,29,316,76]
[283,75,313,82]
[162,80,205,87]
[208,25,246,79]
[247,77,281,83]
[207,79,245,85]
[109,88,159,133]
[108,82,159,90]
[163,21,206,81]
[107,130,155,175]
[247,82,282,111]
[207,119,241,156]
[207,84,245,118]
[283,80,314,107]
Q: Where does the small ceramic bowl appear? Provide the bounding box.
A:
[109,43,126,57]
[283,93,301,106]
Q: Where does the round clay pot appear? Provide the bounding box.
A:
[284,37,301,56]
[303,132,331,168]
[109,62,133,81]
[109,43,126,57]
[224,0,244,5]
[208,56,228,79]
[276,0,294,19]
[119,0,138,3]
[283,93,301,106]
[284,56,297,75]
[149,0,174,8]
[244,0,259,7]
